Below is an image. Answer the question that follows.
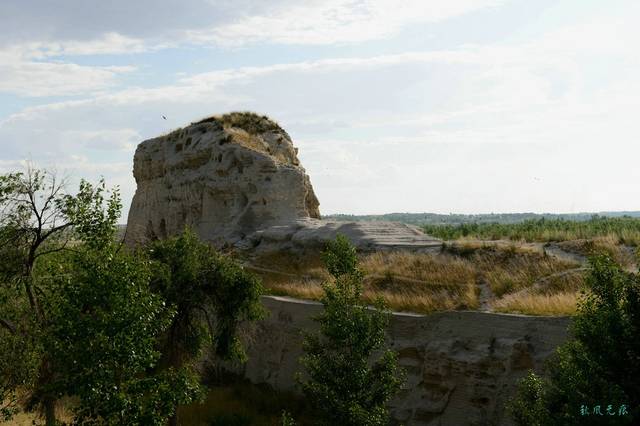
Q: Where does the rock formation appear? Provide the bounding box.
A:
[125,111,442,252]
[221,295,570,426]
[125,112,320,246]
[241,218,443,253]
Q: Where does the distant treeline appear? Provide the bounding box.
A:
[422,216,640,243]
[323,211,640,226]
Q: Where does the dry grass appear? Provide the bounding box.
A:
[194,111,287,136]
[249,250,326,277]
[446,242,583,297]
[493,291,580,316]
[359,251,478,312]
[557,235,637,269]
[447,238,544,255]
[249,241,591,316]
[2,398,74,425]
[481,254,581,297]
[267,280,325,300]
[360,251,477,286]
[253,250,479,314]
[363,285,479,313]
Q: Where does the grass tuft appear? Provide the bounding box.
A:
[493,292,580,316]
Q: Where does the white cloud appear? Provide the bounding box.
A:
[189,0,506,46]
[0,61,134,97]
[0,0,506,55]
[0,40,137,97]
[2,1,640,215]
[18,33,152,59]
[66,129,141,152]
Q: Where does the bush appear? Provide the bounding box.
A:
[509,254,640,425]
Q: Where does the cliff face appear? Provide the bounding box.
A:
[125,112,320,246]
[222,296,570,426]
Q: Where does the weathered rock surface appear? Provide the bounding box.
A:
[241,218,443,253]
[125,112,442,252]
[221,296,570,426]
[125,113,320,246]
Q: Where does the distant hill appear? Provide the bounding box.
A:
[322,211,640,226]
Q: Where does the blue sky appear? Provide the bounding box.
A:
[1,0,639,219]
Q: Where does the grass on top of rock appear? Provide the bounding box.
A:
[194,111,289,137]
[247,241,589,315]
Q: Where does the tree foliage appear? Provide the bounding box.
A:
[148,229,264,365]
[509,254,640,425]
[0,167,201,425]
[146,229,265,424]
[42,245,200,425]
[298,235,404,426]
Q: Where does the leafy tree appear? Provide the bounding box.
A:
[0,167,121,423]
[509,254,640,425]
[0,166,200,425]
[42,244,200,425]
[0,280,41,421]
[298,235,404,426]
[146,228,265,425]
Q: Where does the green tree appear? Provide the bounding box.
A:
[298,235,404,426]
[509,255,640,425]
[147,228,265,425]
[0,278,41,421]
[42,244,200,425]
[0,167,119,423]
[0,167,200,425]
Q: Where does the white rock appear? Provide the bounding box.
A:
[125,113,320,246]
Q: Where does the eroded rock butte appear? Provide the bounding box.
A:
[125,112,320,246]
[125,112,442,253]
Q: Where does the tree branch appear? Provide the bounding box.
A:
[0,318,17,334]
[41,222,73,241]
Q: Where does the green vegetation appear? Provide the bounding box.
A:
[324,212,640,226]
[0,168,200,425]
[146,229,265,425]
[509,255,640,425]
[422,216,640,244]
[1,168,407,425]
[42,242,198,425]
[0,167,264,425]
[298,235,404,426]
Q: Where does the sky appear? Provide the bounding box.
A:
[1,0,639,219]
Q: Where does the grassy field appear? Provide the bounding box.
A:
[422,216,640,244]
[247,241,591,316]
